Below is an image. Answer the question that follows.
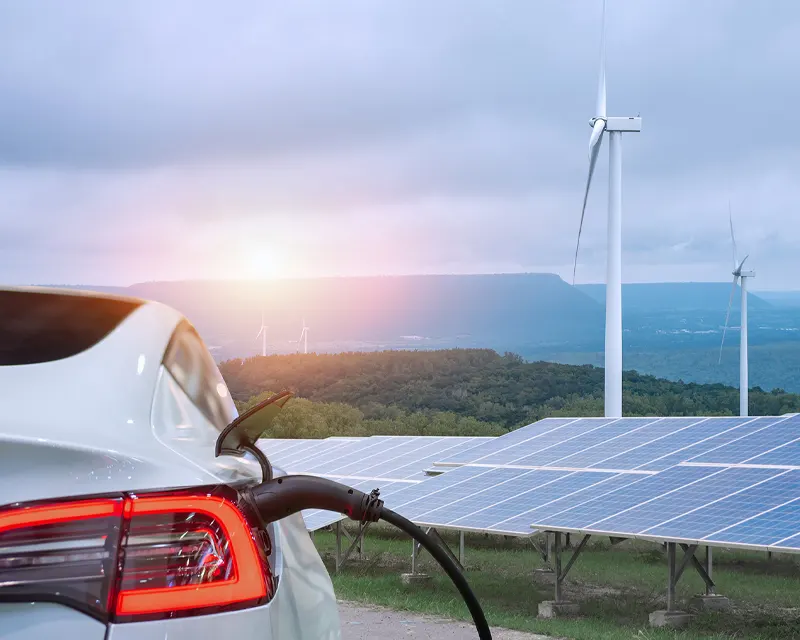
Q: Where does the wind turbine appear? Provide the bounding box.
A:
[297,318,309,354]
[572,0,642,418]
[718,206,755,417]
[256,310,268,357]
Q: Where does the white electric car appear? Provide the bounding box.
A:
[0,287,341,639]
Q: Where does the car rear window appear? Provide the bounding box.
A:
[0,289,142,365]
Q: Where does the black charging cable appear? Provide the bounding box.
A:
[248,474,492,640]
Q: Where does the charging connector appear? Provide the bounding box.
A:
[248,475,492,640]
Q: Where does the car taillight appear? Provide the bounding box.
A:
[0,486,272,623]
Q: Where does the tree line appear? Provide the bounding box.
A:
[219,349,800,438]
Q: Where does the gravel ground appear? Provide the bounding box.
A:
[338,601,552,640]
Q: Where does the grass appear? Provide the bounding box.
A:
[312,525,800,639]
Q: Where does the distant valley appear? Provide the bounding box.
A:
[54,274,800,392]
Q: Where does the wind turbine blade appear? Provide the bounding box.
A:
[573,119,606,285]
[718,275,738,364]
[737,254,749,272]
[596,0,607,117]
[728,202,738,269]
[256,326,263,339]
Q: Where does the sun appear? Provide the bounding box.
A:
[244,249,285,280]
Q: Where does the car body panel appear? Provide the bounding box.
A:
[0,288,342,640]
[0,603,106,640]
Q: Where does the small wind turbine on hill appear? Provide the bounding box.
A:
[572,0,641,418]
[256,310,268,357]
[719,205,755,417]
[297,318,309,354]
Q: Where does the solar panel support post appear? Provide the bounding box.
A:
[678,543,715,595]
[335,521,371,573]
[667,542,677,611]
[459,531,465,566]
[705,546,714,596]
[553,532,591,603]
[539,531,587,618]
[422,528,465,573]
[666,542,699,610]
[335,521,342,573]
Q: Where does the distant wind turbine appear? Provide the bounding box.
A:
[297,318,309,354]
[572,0,642,418]
[719,204,755,417]
[256,310,268,357]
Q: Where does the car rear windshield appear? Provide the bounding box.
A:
[0,289,142,365]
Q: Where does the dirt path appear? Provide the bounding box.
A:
[338,601,552,640]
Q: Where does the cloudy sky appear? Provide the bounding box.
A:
[1,1,798,288]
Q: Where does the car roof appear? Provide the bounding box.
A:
[0,287,186,447]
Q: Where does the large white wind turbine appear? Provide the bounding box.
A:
[256,310,268,357]
[573,0,641,418]
[719,206,755,417]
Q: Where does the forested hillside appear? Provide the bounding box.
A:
[220,349,800,438]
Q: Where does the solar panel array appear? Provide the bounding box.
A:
[258,435,494,530]
[258,413,800,551]
[376,414,800,549]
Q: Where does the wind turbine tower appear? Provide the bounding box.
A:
[573,0,641,418]
[256,310,268,357]
[298,318,309,355]
[719,207,754,417]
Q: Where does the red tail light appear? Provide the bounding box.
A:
[0,486,272,623]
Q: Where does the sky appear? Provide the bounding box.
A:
[1,1,799,289]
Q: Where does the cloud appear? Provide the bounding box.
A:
[1,0,800,287]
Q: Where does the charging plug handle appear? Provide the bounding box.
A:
[247,474,492,640]
[248,474,383,525]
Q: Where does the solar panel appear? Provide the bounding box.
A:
[259,436,495,531]
[527,464,800,552]
[435,416,798,473]
[643,469,800,542]
[725,502,800,548]
[435,418,577,466]
[454,418,616,467]
[410,470,620,534]
[259,415,800,546]
[500,418,663,468]
[689,415,799,465]
[600,417,760,471]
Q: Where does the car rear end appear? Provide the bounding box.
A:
[0,287,341,639]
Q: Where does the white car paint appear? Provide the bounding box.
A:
[0,287,341,640]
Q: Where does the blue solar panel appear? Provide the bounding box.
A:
[643,469,800,541]
[360,438,492,480]
[411,469,569,528]
[495,472,643,532]
[265,438,361,469]
[706,501,800,547]
[589,466,783,533]
[506,418,660,468]
[283,437,396,473]
[302,510,345,531]
[436,471,618,534]
[563,417,708,469]
[435,418,578,465]
[309,436,443,476]
[263,415,800,544]
[530,466,720,530]
[742,439,800,466]
[683,415,798,465]
[469,418,616,467]
[398,467,535,520]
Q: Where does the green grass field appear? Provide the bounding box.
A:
[312,525,800,639]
